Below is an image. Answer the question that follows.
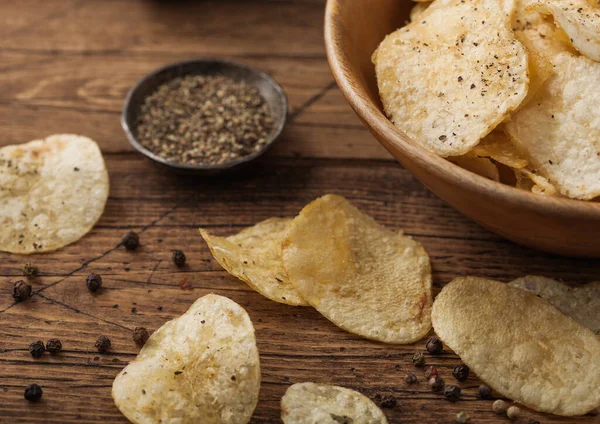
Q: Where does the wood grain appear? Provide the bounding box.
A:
[0,1,598,423]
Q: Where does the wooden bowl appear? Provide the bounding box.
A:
[325,0,600,258]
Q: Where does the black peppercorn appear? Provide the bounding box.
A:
[429,375,445,392]
[444,385,462,402]
[29,341,45,358]
[412,351,425,367]
[172,250,186,267]
[46,339,62,353]
[453,364,470,381]
[404,373,418,384]
[374,393,396,409]
[426,337,444,354]
[122,231,140,250]
[478,384,493,399]
[12,280,32,302]
[24,384,43,402]
[425,366,438,379]
[133,327,150,347]
[86,273,103,292]
[95,335,111,352]
[23,263,39,278]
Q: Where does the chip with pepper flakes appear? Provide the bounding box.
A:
[112,294,261,424]
[282,194,432,344]
[373,0,529,157]
[281,383,388,424]
[432,277,600,416]
[201,218,308,306]
[409,1,431,22]
[510,276,600,334]
[0,134,109,254]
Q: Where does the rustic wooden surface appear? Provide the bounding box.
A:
[0,1,598,423]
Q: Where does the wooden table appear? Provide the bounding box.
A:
[0,1,598,423]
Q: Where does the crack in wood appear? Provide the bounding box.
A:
[288,80,338,120]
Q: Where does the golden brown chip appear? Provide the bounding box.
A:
[112,294,260,424]
[0,134,109,254]
[449,154,500,181]
[282,194,432,344]
[201,218,308,306]
[471,129,528,170]
[432,277,600,416]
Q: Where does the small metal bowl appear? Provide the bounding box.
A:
[122,59,288,174]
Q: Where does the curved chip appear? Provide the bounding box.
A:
[0,134,109,254]
[282,194,432,344]
[201,218,308,306]
[505,53,600,199]
[471,129,528,169]
[374,0,529,157]
[510,276,600,334]
[515,168,559,196]
[449,154,500,181]
[281,383,388,424]
[530,0,600,62]
[409,2,431,22]
[432,277,600,416]
[112,294,261,424]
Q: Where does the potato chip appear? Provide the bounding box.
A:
[201,218,308,306]
[471,129,528,169]
[432,277,600,416]
[515,168,559,196]
[0,134,109,254]
[449,155,500,181]
[530,0,600,62]
[374,0,529,157]
[409,2,430,22]
[505,53,600,199]
[510,276,600,334]
[112,294,260,424]
[282,194,432,344]
[281,383,388,424]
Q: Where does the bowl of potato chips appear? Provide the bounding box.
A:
[325,0,600,257]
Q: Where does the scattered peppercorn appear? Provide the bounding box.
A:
[95,335,111,352]
[374,393,396,409]
[12,280,32,302]
[404,373,418,384]
[24,384,43,402]
[444,385,462,402]
[453,364,470,381]
[493,399,508,415]
[23,263,39,278]
[133,327,150,347]
[429,376,445,392]
[478,384,492,399]
[29,341,45,358]
[122,231,140,251]
[86,273,103,292]
[456,411,470,423]
[426,337,444,354]
[172,250,186,267]
[507,406,521,421]
[425,366,438,379]
[412,351,425,367]
[46,339,62,353]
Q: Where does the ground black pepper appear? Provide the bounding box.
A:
[412,351,425,367]
[86,273,103,292]
[95,335,111,352]
[426,337,444,354]
[29,341,45,358]
[453,364,470,381]
[172,250,186,267]
[444,385,462,402]
[24,384,43,402]
[12,280,32,301]
[133,327,150,347]
[122,231,140,251]
[23,263,39,278]
[136,74,274,166]
[46,339,62,353]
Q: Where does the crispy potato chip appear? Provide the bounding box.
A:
[112,294,260,424]
[530,0,600,62]
[471,129,528,169]
[505,53,600,199]
[0,134,109,254]
[432,277,600,416]
[515,168,559,196]
[281,383,388,424]
[409,2,431,22]
[282,194,432,344]
[374,0,529,157]
[449,155,500,181]
[201,219,308,306]
[510,276,600,334]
